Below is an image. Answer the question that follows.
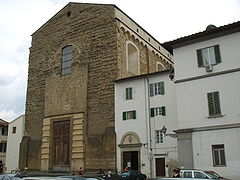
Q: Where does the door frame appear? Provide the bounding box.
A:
[50,118,72,171]
[155,157,166,177]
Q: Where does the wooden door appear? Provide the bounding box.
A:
[155,158,165,177]
[53,120,70,166]
[123,151,139,171]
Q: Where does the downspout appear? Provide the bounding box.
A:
[146,77,153,178]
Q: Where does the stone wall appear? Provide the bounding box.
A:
[21,3,118,171]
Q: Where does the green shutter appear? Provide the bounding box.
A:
[150,108,155,117]
[160,82,165,95]
[133,110,136,119]
[161,106,166,116]
[214,92,221,115]
[130,87,132,99]
[197,49,203,67]
[214,45,221,64]
[207,93,214,116]
[208,92,221,116]
[150,84,154,97]
[123,112,126,120]
[125,88,128,100]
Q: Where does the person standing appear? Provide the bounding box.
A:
[79,167,83,175]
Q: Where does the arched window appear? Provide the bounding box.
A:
[127,42,139,75]
[62,45,73,75]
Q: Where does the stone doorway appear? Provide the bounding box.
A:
[52,120,70,171]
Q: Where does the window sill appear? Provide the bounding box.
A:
[207,114,224,119]
[213,165,227,167]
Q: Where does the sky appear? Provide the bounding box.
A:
[0,0,240,122]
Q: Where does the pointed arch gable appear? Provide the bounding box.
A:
[156,61,166,72]
[126,41,139,75]
[120,132,141,145]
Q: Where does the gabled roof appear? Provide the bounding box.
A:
[162,21,240,53]
[32,2,116,35]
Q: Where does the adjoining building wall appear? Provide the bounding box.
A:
[173,29,240,179]
[192,128,240,180]
[6,115,25,173]
[115,71,177,178]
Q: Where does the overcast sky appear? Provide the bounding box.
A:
[0,0,240,122]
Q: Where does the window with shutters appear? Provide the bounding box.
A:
[62,45,73,75]
[207,91,222,117]
[122,110,136,120]
[150,82,165,97]
[196,45,221,67]
[155,130,163,143]
[212,144,226,166]
[150,106,166,117]
[126,87,133,100]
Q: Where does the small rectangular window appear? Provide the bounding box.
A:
[212,144,226,166]
[207,91,221,117]
[126,87,133,100]
[150,82,165,97]
[150,106,166,117]
[12,127,16,134]
[197,45,221,67]
[122,110,136,120]
[155,130,163,143]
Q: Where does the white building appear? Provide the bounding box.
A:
[115,70,178,178]
[5,115,25,173]
[163,22,240,180]
[0,119,8,173]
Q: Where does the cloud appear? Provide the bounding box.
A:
[0,106,16,122]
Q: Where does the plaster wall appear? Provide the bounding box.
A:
[174,32,240,81]
[115,72,177,177]
[192,128,240,180]
[176,71,240,129]
[5,115,25,173]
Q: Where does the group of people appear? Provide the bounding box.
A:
[97,168,112,179]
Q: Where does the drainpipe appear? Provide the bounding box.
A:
[146,77,153,178]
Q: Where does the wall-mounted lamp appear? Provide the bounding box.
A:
[169,68,175,81]
[161,125,177,138]
[143,143,148,147]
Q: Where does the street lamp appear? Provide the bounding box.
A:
[161,126,177,138]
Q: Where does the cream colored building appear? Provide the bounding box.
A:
[6,115,25,173]
[115,71,178,178]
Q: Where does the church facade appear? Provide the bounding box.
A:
[20,2,172,172]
